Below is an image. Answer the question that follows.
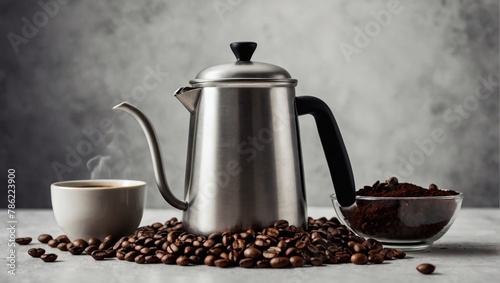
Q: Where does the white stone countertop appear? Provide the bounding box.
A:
[2,208,499,283]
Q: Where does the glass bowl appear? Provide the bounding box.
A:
[331,192,463,251]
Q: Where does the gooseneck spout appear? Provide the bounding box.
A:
[113,102,188,211]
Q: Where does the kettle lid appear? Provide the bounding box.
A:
[190,42,297,87]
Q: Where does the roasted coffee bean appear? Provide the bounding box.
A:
[28,248,45,257]
[380,248,394,260]
[289,256,305,267]
[370,242,383,253]
[204,255,217,266]
[167,243,181,254]
[88,237,102,246]
[220,252,229,261]
[243,247,261,259]
[277,240,287,250]
[393,249,406,259]
[361,240,372,250]
[183,246,195,256]
[189,255,201,265]
[239,258,255,268]
[299,250,311,262]
[105,249,116,258]
[232,239,245,250]
[40,253,58,262]
[222,234,233,246]
[428,183,438,190]
[416,263,435,274]
[146,255,160,264]
[203,239,216,248]
[47,239,59,248]
[91,250,108,260]
[209,247,223,256]
[125,251,139,262]
[155,250,166,259]
[135,255,146,264]
[256,259,271,268]
[144,237,155,247]
[73,239,89,249]
[152,222,164,229]
[229,250,241,262]
[140,247,152,255]
[38,234,53,244]
[154,239,165,247]
[57,242,68,251]
[194,247,207,257]
[106,249,117,258]
[246,229,255,237]
[121,241,131,249]
[274,219,289,229]
[254,239,267,247]
[266,228,279,237]
[104,235,115,243]
[97,242,108,251]
[176,255,190,266]
[311,232,322,240]
[161,254,177,264]
[352,243,366,253]
[84,245,99,255]
[113,237,127,250]
[270,257,290,268]
[285,247,299,257]
[167,217,178,226]
[55,235,70,244]
[295,240,307,249]
[208,232,222,242]
[325,254,338,264]
[306,244,319,255]
[68,246,84,255]
[368,253,384,264]
[387,177,399,187]
[310,257,323,266]
[116,250,126,260]
[263,250,278,259]
[214,259,231,268]
[351,253,368,265]
[166,231,179,243]
[336,252,351,263]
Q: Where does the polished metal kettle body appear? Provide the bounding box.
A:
[114,42,355,235]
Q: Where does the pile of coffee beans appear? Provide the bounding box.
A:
[28,217,406,268]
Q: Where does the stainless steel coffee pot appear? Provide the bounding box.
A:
[114,42,355,235]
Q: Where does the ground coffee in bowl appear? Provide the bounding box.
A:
[332,177,463,251]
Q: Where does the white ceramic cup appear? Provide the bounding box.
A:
[51,179,146,241]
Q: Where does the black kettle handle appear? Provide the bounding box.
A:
[296,96,356,207]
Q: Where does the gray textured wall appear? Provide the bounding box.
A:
[1,0,498,209]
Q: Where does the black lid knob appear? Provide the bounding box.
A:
[230,42,257,61]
